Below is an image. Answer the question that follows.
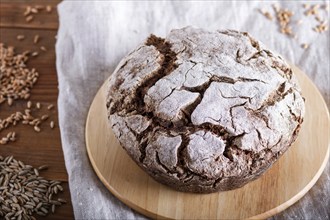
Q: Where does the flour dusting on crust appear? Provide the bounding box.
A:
[106,27,305,193]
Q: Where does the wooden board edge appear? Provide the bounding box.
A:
[85,63,330,220]
[249,146,329,220]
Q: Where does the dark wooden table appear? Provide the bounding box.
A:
[0,1,74,219]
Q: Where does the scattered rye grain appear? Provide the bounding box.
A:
[34,168,39,176]
[57,185,63,191]
[38,165,48,171]
[36,102,41,109]
[58,198,67,203]
[0,156,65,218]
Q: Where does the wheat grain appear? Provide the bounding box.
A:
[31,51,39,57]
[33,126,40,132]
[33,35,40,44]
[46,5,52,13]
[27,101,32,109]
[25,15,34,22]
[50,121,54,129]
[24,6,32,16]
[272,6,295,36]
[47,104,54,110]
[40,46,47,51]
[16,35,25,41]
[34,5,44,10]
[301,43,309,49]
[30,7,38,14]
[41,115,49,121]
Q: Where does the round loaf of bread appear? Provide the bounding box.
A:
[106,27,305,193]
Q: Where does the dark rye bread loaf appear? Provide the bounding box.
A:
[106,27,305,193]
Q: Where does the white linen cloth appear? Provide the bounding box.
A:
[55,1,329,219]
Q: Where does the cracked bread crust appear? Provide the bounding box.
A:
[106,27,305,193]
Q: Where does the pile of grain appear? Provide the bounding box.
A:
[0,44,39,106]
[0,155,66,220]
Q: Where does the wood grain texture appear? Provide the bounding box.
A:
[85,64,330,219]
[0,1,59,30]
[0,1,74,219]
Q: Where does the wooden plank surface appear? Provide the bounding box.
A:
[0,1,74,219]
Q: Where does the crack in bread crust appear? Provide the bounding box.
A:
[106,27,305,193]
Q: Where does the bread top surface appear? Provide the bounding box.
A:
[106,26,305,181]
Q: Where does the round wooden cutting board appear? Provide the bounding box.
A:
[85,64,329,219]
